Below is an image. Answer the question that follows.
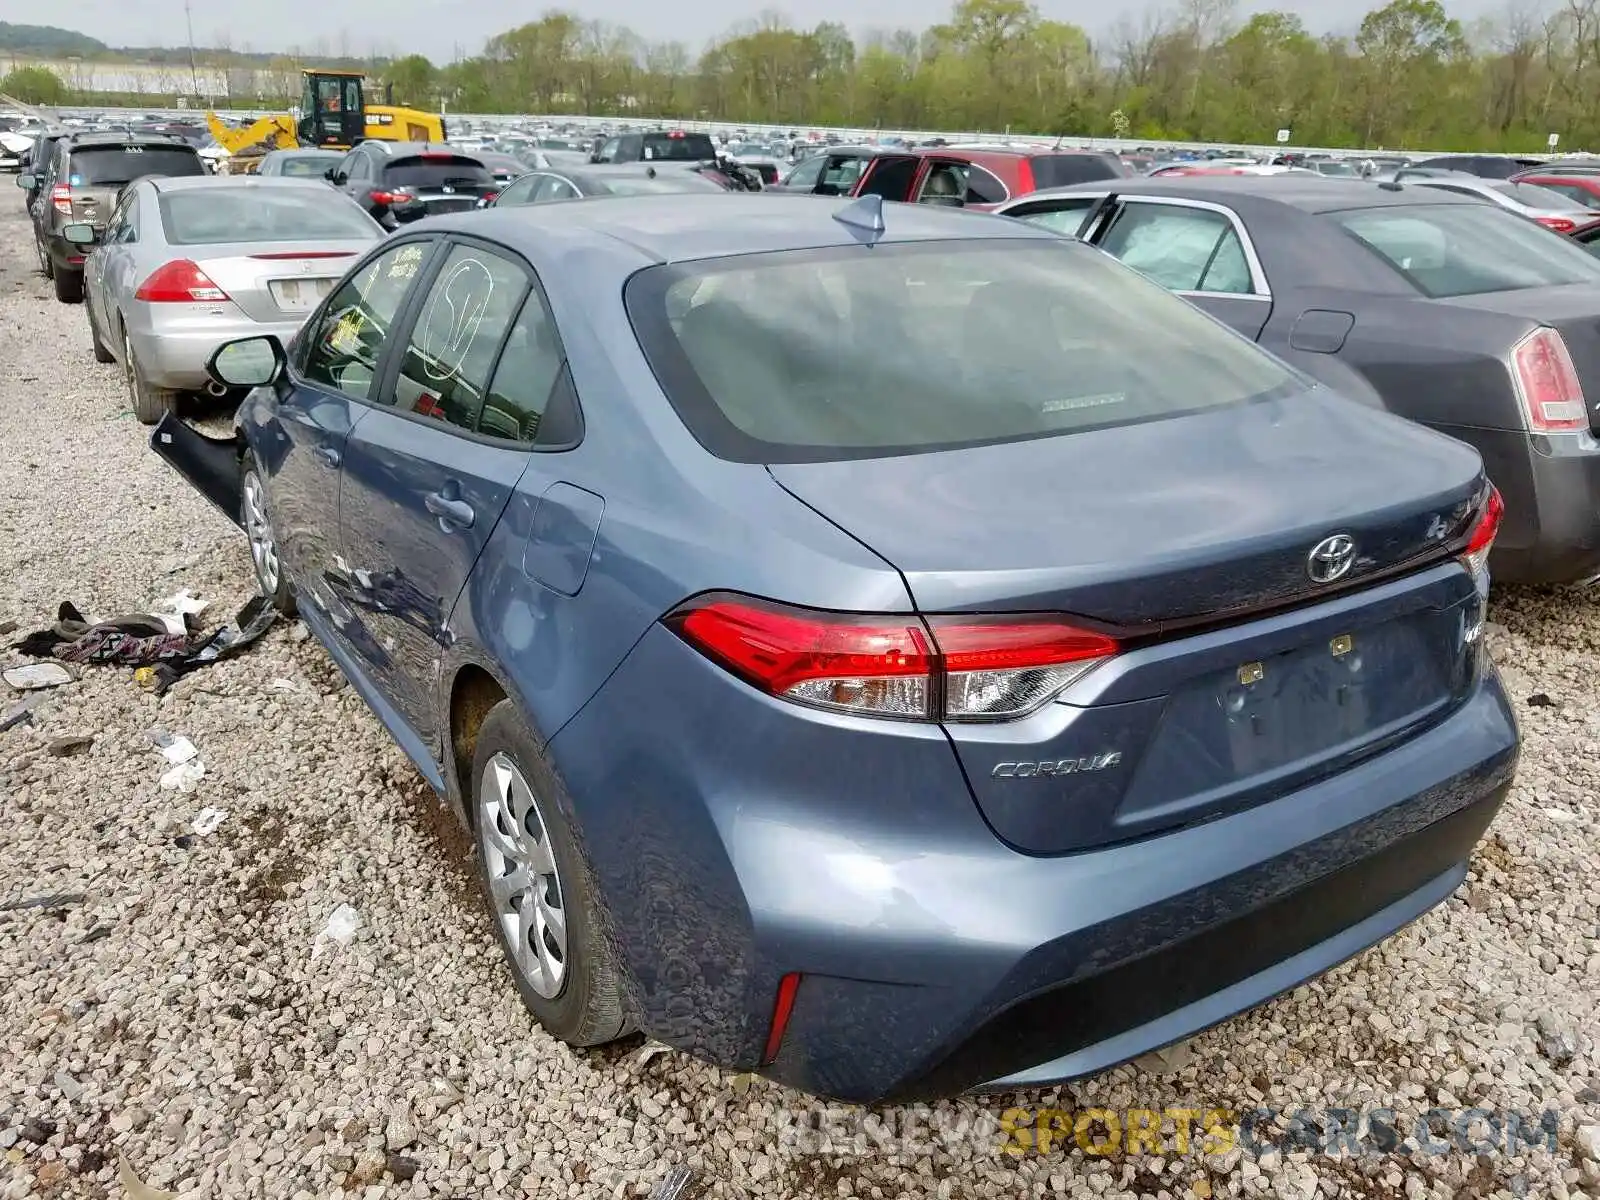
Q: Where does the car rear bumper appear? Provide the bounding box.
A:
[1456,422,1600,583]
[128,307,305,391]
[548,623,1518,1103]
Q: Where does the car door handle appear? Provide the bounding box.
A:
[425,491,475,530]
[313,445,340,468]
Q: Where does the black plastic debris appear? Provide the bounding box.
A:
[12,597,277,696]
[1527,693,1556,708]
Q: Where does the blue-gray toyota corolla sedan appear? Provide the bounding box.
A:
[150,193,1519,1103]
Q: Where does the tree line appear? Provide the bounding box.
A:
[9,0,1600,152]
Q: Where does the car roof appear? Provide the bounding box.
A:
[369,141,475,158]
[1040,175,1486,214]
[67,130,191,148]
[430,193,1053,267]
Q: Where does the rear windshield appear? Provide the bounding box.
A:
[593,172,728,195]
[1028,153,1127,188]
[277,154,341,178]
[625,240,1298,463]
[382,156,493,188]
[1488,180,1589,210]
[1335,202,1600,298]
[642,133,717,162]
[159,187,378,245]
[68,145,203,185]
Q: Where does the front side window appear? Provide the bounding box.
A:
[534,175,581,202]
[494,175,540,206]
[625,239,1299,463]
[300,240,431,399]
[1098,203,1256,294]
[1334,202,1600,297]
[390,245,528,431]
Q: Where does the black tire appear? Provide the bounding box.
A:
[123,323,178,425]
[53,267,83,304]
[34,235,52,279]
[87,302,114,363]
[470,701,629,1047]
[240,454,296,616]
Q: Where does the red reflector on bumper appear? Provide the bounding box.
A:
[762,972,802,1064]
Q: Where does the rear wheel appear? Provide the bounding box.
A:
[471,701,629,1047]
[86,301,114,364]
[241,455,296,615]
[123,324,177,425]
[53,267,81,304]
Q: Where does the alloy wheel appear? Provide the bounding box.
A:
[478,752,568,999]
[241,470,281,596]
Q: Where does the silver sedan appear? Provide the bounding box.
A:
[70,175,383,423]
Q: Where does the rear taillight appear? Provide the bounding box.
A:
[1537,216,1578,233]
[482,191,499,203]
[1460,485,1504,585]
[50,183,71,215]
[667,594,1118,722]
[135,259,230,303]
[1509,326,1587,432]
[369,189,410,205]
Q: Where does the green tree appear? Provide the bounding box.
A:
[0,65,68,105]
[381,53,437,107]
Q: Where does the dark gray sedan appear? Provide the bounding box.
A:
[487,164,729,207]
[998,177,1600,584]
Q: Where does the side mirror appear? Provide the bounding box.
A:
[207,335,286,388]
[16,172,34,189]
[62,223,97,246]
[589,153,602,164]
[324,166,338,180]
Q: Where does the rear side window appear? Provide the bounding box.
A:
[1334,203,1600,298]
[642,133,716,161]
[1099,204,1256,294]
[625,239,1298,463]
[479,292,566,443]
[391,246,528,431]
[68,145,203,185]
[1028,153,1126,188]
[159,187,378,244]
[279,155,339,178]
[589,172,725,196]
[382,156,493,188]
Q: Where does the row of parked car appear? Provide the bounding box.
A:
[11,132,1568,1104]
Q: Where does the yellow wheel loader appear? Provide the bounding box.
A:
[206,69,448,167]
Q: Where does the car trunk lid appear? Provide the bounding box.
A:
[770,391,1491,853]
[768,390,1482,626]
[1439,284,1600,434]
[182,240,373,323]
[379,154,497,216]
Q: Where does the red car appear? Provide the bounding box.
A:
[848,146,1125,212]
[1510,171,1600,214]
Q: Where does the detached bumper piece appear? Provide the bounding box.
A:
[149,412,243,528]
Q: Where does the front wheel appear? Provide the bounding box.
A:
[34,235,52,279]
[241,456,296,616]
[87,300,114,363]
[471,701,629,1047]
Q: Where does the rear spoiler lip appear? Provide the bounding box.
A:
[149,411,244,530]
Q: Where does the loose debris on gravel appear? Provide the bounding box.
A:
[1,204,1598,1200]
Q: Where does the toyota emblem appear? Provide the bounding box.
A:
[1307,534,1357,584]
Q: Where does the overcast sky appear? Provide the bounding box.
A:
[19,0,1510,58]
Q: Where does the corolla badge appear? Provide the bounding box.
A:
[992,753,1122,779]
[1307,533,1357,584]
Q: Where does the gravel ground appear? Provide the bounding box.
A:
[1,201,1599,1200]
